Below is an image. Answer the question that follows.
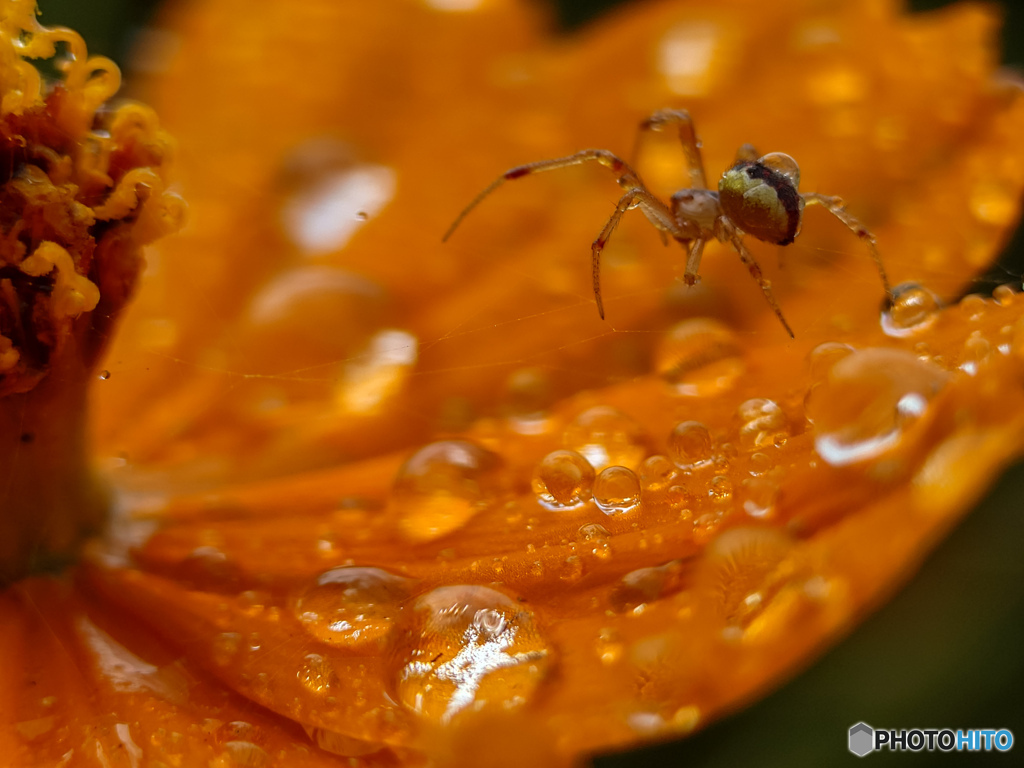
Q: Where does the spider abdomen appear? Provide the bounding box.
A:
[718,160,803,245]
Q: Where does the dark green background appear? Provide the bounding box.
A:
[34,1,1024,765]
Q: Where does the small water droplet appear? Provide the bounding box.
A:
[532,449,596,508]
[639,454,678,492]
[389,439,504,543]
[563,405,647,470]
[740,476,776,518]
[736,398,790,451]
[98,369,111,380]
[958,330,992,375]
[654,318,744,396]
[211,632,241,667]
[594,627,624,665]
[667,421,713,470]
[593,466,642,515]
[881,282,941,337]
[993,283,1018,306]
[805,348,949,466]
[297,653,337,696]
[303,725,381,757]
[708,475,733,504]
[748,451,773,476]
[610,560,685,613]
[393,586,551,723]
[578,522,612,560]
[221,741,270,768]
[292,566,413,650]
[959,293,988,321]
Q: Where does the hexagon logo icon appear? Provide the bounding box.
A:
[849,722,874,757]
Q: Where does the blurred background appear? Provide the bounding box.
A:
[35,0,1024,765]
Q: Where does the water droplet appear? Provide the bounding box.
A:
[806,341,855,382]
[336,329,418,415]
[805,348,949,466]
[292,566,413,651]
[748,451,773,476]
[881,282,941,337]
[958,330,992,375]
[279,139,396,255]
[639,454,679,492]
[667,420,713,470]
[654,318,744,396]
[393,586,551,723]
[610,560,685,613]
[389,440,504,543]
[994,283,1018,306]
[594,627,624,665]
[758,153,800,187]
[578,522,612,560]
[736,398,790,451]
[593,466,642,515]
[708,475,733,504]
[563,405,647,470]
[296,653,337,696]
[211,632,241,667]
[959,293,988,321]
[740,476,776,518]
[532,449,595,509]
[221,740,270,768]
[98,369,111,380]
[303,725,381,757]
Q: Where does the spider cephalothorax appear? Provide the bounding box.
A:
[444,109,891,338]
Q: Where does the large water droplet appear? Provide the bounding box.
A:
[593,466,642,515]
[667,420,713,470]
[279,139,395,255]
[881,282,941,337]
[805,348,949,466]
[654,318,744,396]
[531,449,595,509]
[390,440,504,543]
[735,398,790,451]
[393,586,551,723]
[563,405,647,470]
[292,566,413,651]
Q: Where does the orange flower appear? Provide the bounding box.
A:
[4,0,1024,765]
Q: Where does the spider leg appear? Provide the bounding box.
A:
[683,238,705,286]
[728,232,795,338]
[633,109,708,190]
[591,187,680,319]
[802,192,891,295]
[443,149,642,242]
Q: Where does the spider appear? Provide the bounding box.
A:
[443,109,891,338]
